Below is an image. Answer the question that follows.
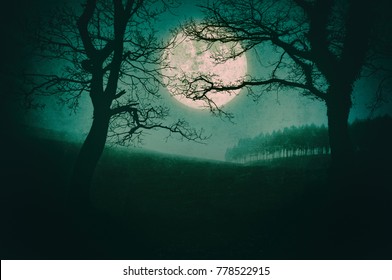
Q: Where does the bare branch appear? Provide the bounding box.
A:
[26,0,206,147]
[77,0,98,58]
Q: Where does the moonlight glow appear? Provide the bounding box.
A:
[162,29,247,109]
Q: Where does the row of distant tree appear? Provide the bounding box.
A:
[225,116,392,163]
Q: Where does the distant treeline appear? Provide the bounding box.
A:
[225,115,392,163]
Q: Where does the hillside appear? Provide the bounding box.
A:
[1,132,391,259]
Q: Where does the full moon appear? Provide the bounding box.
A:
[162,29,247,109]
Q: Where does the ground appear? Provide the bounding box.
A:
[1,132,391,259]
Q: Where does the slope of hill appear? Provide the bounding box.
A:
[1,131,391,260]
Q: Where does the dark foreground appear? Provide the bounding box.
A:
[1,134,391,259]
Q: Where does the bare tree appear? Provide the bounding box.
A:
[180,0,382,168]
[26,0,205,209]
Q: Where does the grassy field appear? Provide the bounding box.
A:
[1,133,391,259]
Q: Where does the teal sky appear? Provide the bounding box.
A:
[21,0,392,161]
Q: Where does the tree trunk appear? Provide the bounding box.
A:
[68,112,110,211]
[326,85,353,170]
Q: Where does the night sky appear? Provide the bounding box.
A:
[3,0,392,161]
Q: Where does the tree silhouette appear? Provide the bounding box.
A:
[26,0,205,210]
[180,0,382,168]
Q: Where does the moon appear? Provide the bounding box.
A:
[162,29,247,109]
